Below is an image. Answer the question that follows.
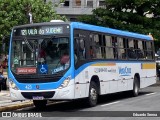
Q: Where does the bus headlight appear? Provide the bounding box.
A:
[8,79,19,90]
[58,77,71,89]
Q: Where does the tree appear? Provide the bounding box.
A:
[78,0,160,50]
[0,0,67,54]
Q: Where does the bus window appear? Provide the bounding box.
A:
[79,38,85,59]
[89,34,95,58]
[146,41,154,60]
[93,34,103,59]
[117,37,125,59]
[137,40,145,59]
[142,41,147,59]
[74,31,87,63]
[112,36,118,59]
[128,39,136,59]
[104,35,114,59]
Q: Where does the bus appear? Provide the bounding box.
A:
[8,22,156,108]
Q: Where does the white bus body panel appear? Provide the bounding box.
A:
[74,62,156,99]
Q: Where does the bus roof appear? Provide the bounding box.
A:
[12,22,152,41]
[12,22,70,29]
[71,22,152,41]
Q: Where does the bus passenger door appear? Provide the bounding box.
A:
[74,69,89,98]
[74,31,88,98]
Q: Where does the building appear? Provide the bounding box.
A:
[46,0,106,21]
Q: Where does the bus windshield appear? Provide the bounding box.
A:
[11,36,70,75]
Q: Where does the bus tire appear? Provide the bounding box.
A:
[87,81,98,107]
[132,76,140,97]
[33,100,47,109]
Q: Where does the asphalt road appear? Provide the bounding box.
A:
[1,85,158,120]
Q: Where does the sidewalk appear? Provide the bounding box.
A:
[0,69,33,112]
[0,90,33,112]
[151,79,160,87]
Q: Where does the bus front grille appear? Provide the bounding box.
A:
[21,91,55,99]
[13,73,63,83]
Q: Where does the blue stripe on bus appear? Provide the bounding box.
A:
[74,61,155,77]
[71,22,152,41]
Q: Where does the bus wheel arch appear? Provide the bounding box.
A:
[87,75,100,107]
[132,73,140,97]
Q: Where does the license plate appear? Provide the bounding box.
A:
[33,96,44,100]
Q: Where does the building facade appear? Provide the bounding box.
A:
[46,0,106,21]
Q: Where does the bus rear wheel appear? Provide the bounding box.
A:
[132,76,140,97]
[33,100,47,109]
[87,81,98,107]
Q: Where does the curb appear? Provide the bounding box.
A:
[150,80,160,87]
[0,101,33,112]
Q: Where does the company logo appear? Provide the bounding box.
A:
[108,68,116,73]
[94,68,108,73]
[119,67,131,76]
[36,85,40,89]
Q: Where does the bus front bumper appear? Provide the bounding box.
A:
[9,84,75,101]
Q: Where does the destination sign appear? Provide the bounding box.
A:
[21,26,63,35]
[13,25,68,36]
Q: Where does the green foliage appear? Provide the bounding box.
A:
[78,0,160,51]
[0,0,67,50]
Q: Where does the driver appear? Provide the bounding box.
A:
[60,52,69,65]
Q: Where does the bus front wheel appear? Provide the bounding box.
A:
[132,76,140,97]
[87,81,98,107]
[33,100,47,109]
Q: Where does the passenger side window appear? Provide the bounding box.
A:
[104,35,114,59]
[93,34,103,59]
[112,36,118,59]
[117,37,126,59]
[146,41,154,60]
[128,39,136,59]
[137,40,145,59]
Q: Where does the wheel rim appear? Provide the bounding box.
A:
[90,87,97,100]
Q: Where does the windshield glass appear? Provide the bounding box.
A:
[11,36,70,75]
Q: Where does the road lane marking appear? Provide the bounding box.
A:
[145,92,156,96]
[100,92,157,107]
[101,101,120,107]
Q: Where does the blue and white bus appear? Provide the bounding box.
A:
[8,22,156,108]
